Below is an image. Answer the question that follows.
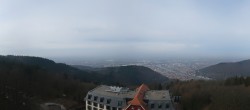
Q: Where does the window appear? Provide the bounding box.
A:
[88,95,92,99]
[143,99,149,103]
[158,104,162,109]
[112,107,117,110]
[151,104,155,108]
[107,99,111,104]
[106,106,110,110]
[88,106,92,110]
[118,108,122,110]
[94,96,98,101]
[165,103,169,108]
[94,108,98,110]
[88,101,91,105]
[100,97,104,102]
[118,101,122,106]
[100,104,104,108]
[93,102,98,107]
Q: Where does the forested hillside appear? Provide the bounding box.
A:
[196,59,250,79]
[75,65,169,85]
[170,77,250,110]
[0,55,168,110]
[0,56,96,110]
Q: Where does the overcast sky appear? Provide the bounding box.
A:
[1,0,250,60]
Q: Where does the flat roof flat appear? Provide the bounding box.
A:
[89,85,135,98]
[88,85,171,101]
[145,90,171,100]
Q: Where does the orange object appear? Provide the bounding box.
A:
[124,84,149,110]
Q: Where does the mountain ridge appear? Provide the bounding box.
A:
[0,55,169,110]
[0,55,169,85]
[196,59,250,79]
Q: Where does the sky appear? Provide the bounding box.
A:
[1,0,250,60]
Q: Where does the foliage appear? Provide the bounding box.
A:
[170,79,250,110]
[196,59,250,79]
[0,55,168,109]
[0,56,96,110]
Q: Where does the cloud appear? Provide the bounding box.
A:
[1,0,250,59]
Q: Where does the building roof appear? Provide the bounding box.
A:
[127,84,149,110]
[87,85,171,101]
[145,90,171,101]
[88,85,135,98]
[86,84,174,110]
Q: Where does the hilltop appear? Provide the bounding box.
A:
[74,65,169,85]
[196,59,250,79]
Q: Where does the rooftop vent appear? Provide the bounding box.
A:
[105,86,129,93]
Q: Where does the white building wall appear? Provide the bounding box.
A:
[86,100,122,110]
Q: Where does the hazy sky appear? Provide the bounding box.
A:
[1,0,250,60]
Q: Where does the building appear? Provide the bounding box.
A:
[85,84,174,110]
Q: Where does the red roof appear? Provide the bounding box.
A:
[126,84,149,110]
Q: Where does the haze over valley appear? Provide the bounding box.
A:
[55,57,243,80]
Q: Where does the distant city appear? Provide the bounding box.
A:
[54,57,245,80]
